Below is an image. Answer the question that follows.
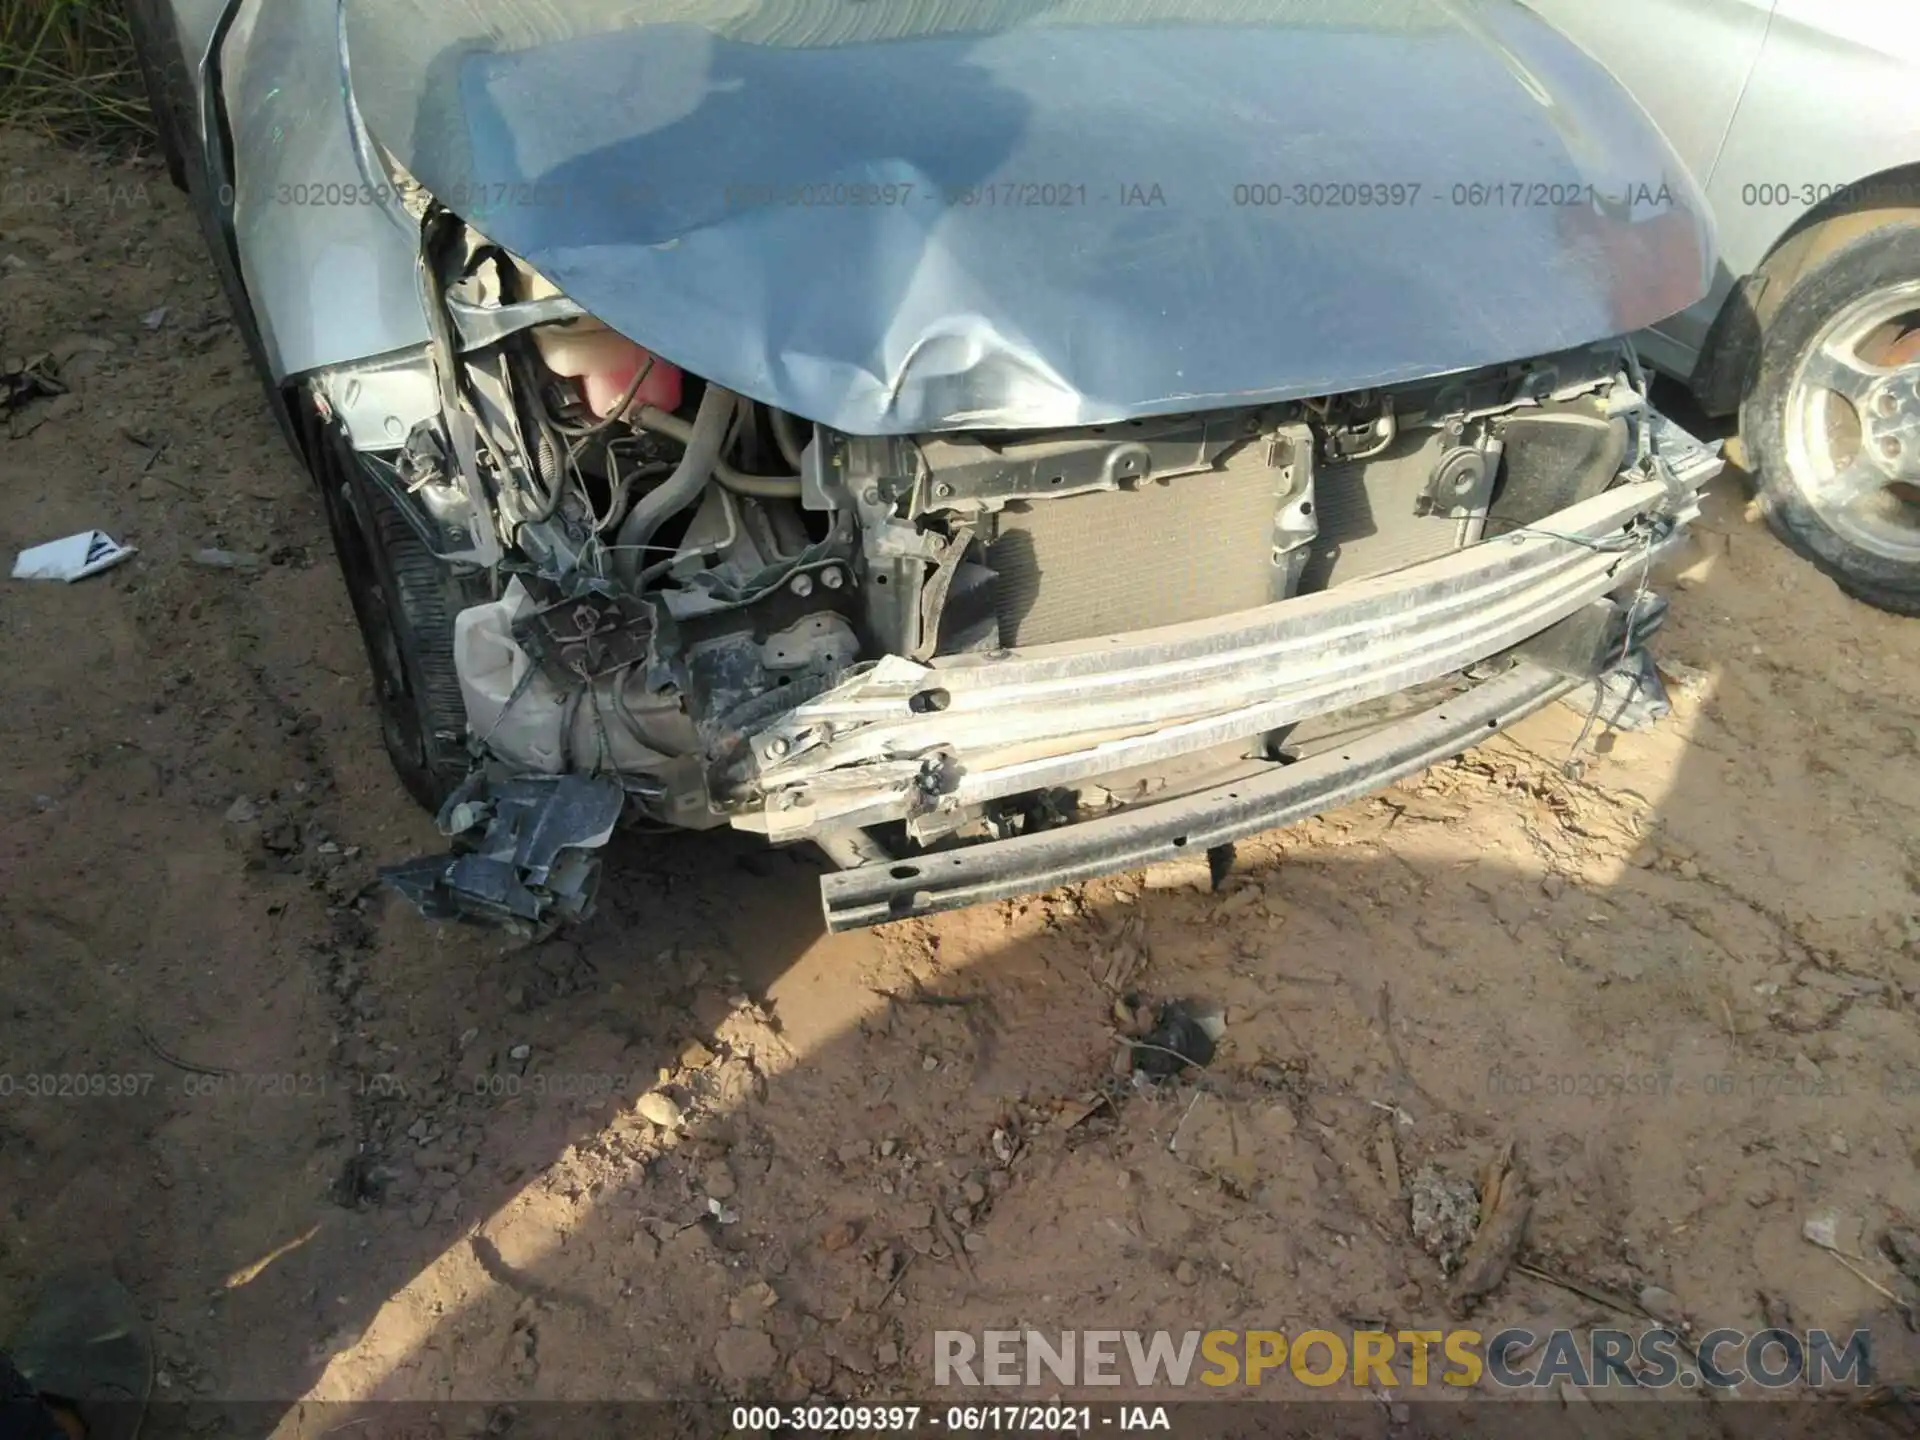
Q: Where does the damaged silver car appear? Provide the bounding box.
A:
[130,0,1724,930]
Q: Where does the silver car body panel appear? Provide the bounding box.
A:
[335,0,1712,434]
[737,446,1722,842]
[220,0,432,380]
[1522,0,1920,379]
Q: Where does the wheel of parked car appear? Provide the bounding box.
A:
[311,413,489,811]
[1742,223,1920,616]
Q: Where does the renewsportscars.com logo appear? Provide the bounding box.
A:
[934,1328,1872,1390]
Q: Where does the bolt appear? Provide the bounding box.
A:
[934,482,955,499]
[765,737,790,759]
[1881,437,1904,461]
[820,566,844,589]
[862,487,883,505]
[1877,390,1900,417]
[790,573,814,597]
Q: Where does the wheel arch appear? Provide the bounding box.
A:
[1690,159,1920,418]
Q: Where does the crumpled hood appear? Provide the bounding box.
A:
[343,0,1713,434]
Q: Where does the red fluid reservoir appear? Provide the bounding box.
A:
[532,319,683,418]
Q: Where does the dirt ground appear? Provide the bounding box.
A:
[3,131,1920,1435]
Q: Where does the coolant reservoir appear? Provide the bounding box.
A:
[532,318,682,418]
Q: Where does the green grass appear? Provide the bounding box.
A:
[0,0,155,151]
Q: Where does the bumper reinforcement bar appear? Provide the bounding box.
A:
[818,659,1581,931]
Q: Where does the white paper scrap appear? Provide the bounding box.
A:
[12,529,137,582]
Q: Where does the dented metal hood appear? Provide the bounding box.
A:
[342,0,1713,435]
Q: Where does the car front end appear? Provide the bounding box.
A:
[188,0,1728,929]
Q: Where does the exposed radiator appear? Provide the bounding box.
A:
[984,427,1471,647]
[986,442,1286,648]
[1296,430,1465,592]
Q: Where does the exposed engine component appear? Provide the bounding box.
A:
[324,211,1700,926]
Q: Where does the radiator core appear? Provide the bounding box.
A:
[986,444,1286,648]
[983,429,1467,648]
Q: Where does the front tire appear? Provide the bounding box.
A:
[1741,223,1920,616]
[309,408,490,810]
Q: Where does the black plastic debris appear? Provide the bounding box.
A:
[1131,999,1223,1078]
[380,771,624,932]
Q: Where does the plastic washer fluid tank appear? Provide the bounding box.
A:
[532,318,683,418]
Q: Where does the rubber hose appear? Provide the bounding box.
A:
[614,383,738,581]
[632,404,804,500]
[770,407,808,472]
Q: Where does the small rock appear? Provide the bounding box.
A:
[191,548,260,571]
[1174,1259,1197,1285]
[1628,845,1659,869]
[837,1141,869,1166]
[635,1092,684,1129]
[680,1039,715,1069]
[922,1054,940,1072]
[877,1340,900,1368]
[728,1281,778,1324]
[819,1220,860,1252]
[223,796,259,824]
[508,1044,531,1062]
[902,1202,933,1230]
[1678,860,1702,882]
[962,1179,987,1206]
[1885,1228,1920,1278]
[879,1137,899,1158]
[1409,1165,1480,1272]
[788,1345,834,1390]
[142,306,170,330]
[713,1328,777,1384]
[704,1159,737,1200]
[949,1205,972,1229]
[1830,1133,1849,1156]
[431,1188,462,1223]
[408,1201,433,1229]
[1638,1285,1684,1324]
[963,1232,986,1255]
[1804,1211,1864,1254]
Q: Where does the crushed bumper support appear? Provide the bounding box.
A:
[817,659,1585,931]
[740,454,1718,842]
[381,773,625,930]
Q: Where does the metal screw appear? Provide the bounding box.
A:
[934,482,954,499]
[820,566,844,589]
[766,737,790,758]
[862,487,883,505]
[790,573,814,598]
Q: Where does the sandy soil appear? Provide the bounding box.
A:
[3,131,1919,1435]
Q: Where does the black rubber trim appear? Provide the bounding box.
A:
[818,661,1580,931]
